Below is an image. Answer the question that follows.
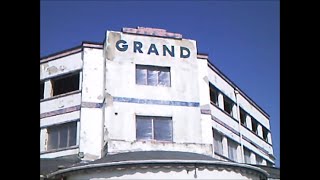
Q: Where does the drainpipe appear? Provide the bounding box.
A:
[234,89,244,163]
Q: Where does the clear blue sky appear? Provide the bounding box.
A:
[41,1,280,167]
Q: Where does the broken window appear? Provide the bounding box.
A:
[40,81,44,100]
[251,118,258,135]
[244,147,251,164]
[210,85,219,106]
[51,72,80,96]
[136,65,170,87]
[227,139,238,162]
[240,107,247,126]
[213,129,223,155]
[47,121,77,151]
[262,126,269,142]
[136,116,172,141]
[223,96,234,116]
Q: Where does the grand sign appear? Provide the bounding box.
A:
[115,40,191,58]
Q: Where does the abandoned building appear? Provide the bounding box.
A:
[40,27,280,179]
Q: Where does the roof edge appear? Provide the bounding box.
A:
[47,159,269,178]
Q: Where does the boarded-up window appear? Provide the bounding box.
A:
[52,72,80,96]
[47,121,77,151]
[213,129,223,155]
[227,139,238,162]
[136,65,170,87]
[136,116,172,141]
[40,82,44,100]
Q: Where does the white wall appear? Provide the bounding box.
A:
[79,48,105,160]
[40,52,82,80]
[102,31,209,155]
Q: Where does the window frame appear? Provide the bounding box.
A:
[227,138,238,162]
[51,71,80,97]
[213,129,224,155]
[135,64,171,87]
[46,121,78,151]
[136,115,173,142]
[209,86,219,106]
[239,107,247,126]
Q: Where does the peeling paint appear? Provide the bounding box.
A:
[47,66,59,75]
[106,32,120,61]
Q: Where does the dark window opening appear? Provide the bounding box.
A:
[240,107,246,126]
[262,127,268,142]
[223,96,234,116]
[47,121,77,151]
[52,72,80,96]
[244,147,251,164]
[210,87,219,106]
[40,82,44,100]
[136,116,172,142]
[251,118,258,134]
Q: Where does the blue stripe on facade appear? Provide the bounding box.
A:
[113,97,200,107]
[40,105,81,119]
[81,102,104,108]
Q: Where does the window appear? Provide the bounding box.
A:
[266,161,274,167]
[244,147,251,164]
[223,96,234,116]
[256,154,264,165]
[210,86,219,106]
[47,121,77,151]
[213,129,223,155]
[240,107,246,126]
[136,65,170,87]
[251,118,258,134]
[262,127,269,142]
[40,82,44,100]
[52,72,80,96]
[136,116,172,141]
[227,139,238,161]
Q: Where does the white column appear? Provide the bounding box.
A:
[40,129,48,152]
[218,93,224,109]
[251,152,256,164]
[267,133,273,144]
[257,124,263,137]
[44,80,53,98]
[246,116,252,129]
[232,104,237,119]
[222,136,228,157]
[236,144,242,163]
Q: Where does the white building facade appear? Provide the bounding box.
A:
[40,27,276,179]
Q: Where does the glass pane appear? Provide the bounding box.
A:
[48,128,59,150]
[244,149,251,163]
[158,70,170,87]
[154,117,172,141]
[228,140,238,161]
[147,69,159,86]
[214,131,223,154]
[59,126,68,148]
[136,117,152,140]
[136,68,147,85]
[68,123,77,147]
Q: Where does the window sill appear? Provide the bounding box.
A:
[214,152,236,162]
[40,90,81,103]
[210,101,239,123]
[40,145,79,155]
[135,139,173,143]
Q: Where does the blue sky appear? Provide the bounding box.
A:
[41,1,280,167]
